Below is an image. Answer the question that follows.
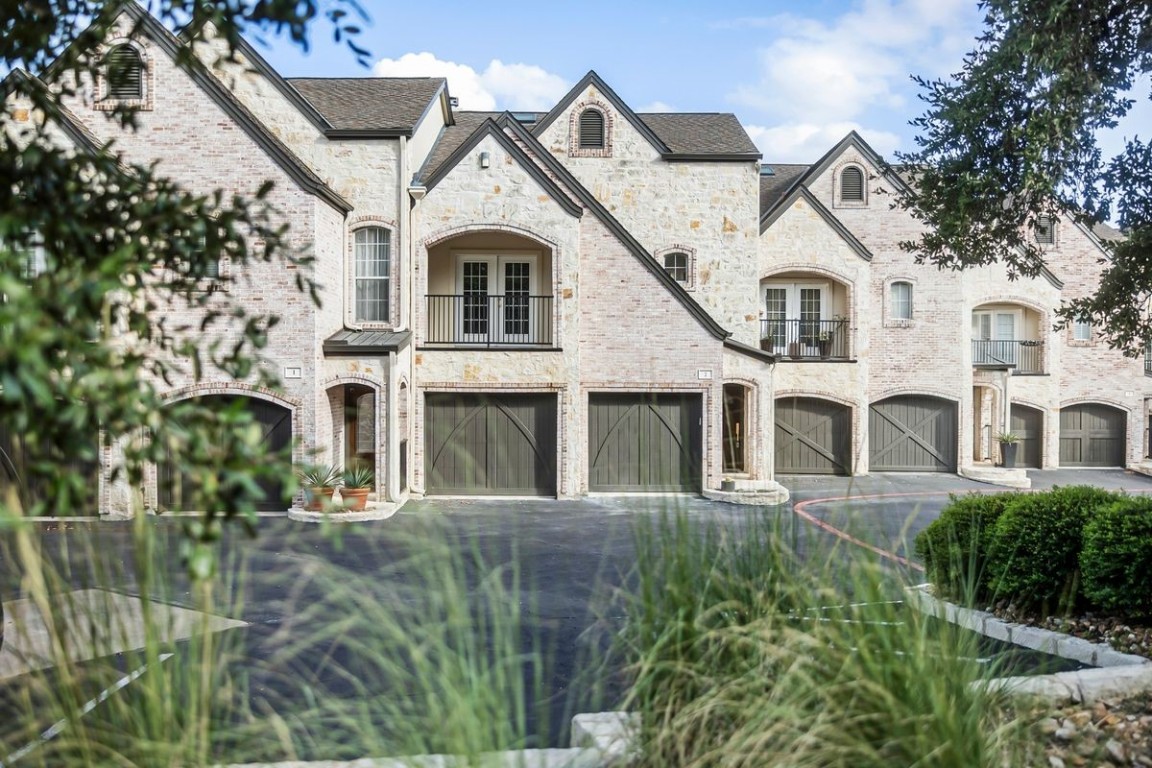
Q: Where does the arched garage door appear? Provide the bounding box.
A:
[588,393,702,492]
[425,393,557,496]
[775,397,852,475]
[1059,403,1126,467]
[158,395,293,512]
[0,419,99,515]
[869,396,957,472]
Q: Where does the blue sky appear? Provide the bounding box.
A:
[258,0,1146,164]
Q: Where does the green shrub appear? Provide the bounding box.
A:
[987,486,1120,613]
[913,492,1021,602]
[1080,497,1152,618]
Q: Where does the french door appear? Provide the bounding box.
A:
[457,254,538,343]
[972,310,1020,365]
[764,283,826,354]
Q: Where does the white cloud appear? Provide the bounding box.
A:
[745,122,901,164]
[371,53,569,112]
[728,0,982,126]
[637,101,675,113]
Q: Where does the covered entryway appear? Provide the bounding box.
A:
[1010,404,1044,468]
[588,393,702,492]
[158,395,293,512]
[425,393,557,495]
[869,396,957,472]
[0,418,99,515]
[1059,403,1126,467]
[774,397,852,475]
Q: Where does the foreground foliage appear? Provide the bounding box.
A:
[915,486,1152,619]
[618,508,1027,767]
[899,0,1152,352]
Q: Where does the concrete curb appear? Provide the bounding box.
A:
[907,584,1152,704]
[224,712,637,768]
[287,502,402,524]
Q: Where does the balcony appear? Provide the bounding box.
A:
[425,295,554,347]
[759,319,850,360]
[972,339,1045,373]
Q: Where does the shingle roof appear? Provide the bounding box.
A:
[638,113,760,157]
[414,111,500,183]
[287,78,444,133]
[759,164,810,217]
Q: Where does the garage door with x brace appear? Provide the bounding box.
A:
[1059,403,1126,467]
[869,395,957,472]
[588,393,702,492]
[425,393,557,496]
[158,395,293,512]
[775,397,852,475]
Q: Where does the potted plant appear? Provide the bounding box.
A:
[340,464,375,511]
[817,329,834,358]
[996,431,1021,468]
[297,464,339,511]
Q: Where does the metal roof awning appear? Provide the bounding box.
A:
[323,329,412,356]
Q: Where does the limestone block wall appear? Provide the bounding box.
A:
[535,85,762,343]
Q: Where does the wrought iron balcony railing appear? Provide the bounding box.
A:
[759,318,850,359]
[425,295,554,346]
[972,339,1045,373]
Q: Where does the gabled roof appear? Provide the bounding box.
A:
[759,164,810,218]
[2,69,103,154]
[760,183,872,262]
[533,71,669,154]
[417,111,732,341]
[63,3,352,214]
[420,116,583,218]
[529,71,761,162]
[415,111,500,184]
[288,78,448,137]
[185,27,333,133]
[803,130,913,196]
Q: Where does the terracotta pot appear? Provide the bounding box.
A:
[341,488,371,511]
[305,486,335,511]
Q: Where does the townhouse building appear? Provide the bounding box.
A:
[2,6,1146,516]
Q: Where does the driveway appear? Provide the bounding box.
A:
[3,469,1151,760]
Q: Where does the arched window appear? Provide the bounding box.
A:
[839,166,865,202]
[890,281,913,320]
[354,227,391,323]
[578,108,604,149]
[105,44,144,100]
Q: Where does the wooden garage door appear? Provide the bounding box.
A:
[1010,404,1044,468]
[775,397,851,475]
[425,393,557,496]
[158,395,293,512]
[869,396,957,472]
[588,393,702,492]
[1059,403,1126,467]
[0,419,99,515]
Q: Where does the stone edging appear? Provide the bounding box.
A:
[287,502,401,524]
[907,584,1152,704]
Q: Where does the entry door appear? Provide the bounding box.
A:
[764,283,825,354]
[457,255,538,343]
[972,310,1019,365]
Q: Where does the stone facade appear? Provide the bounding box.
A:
[12,8,1143,515]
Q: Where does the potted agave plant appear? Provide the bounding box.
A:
[340,464,375,511]
[297,464,339,511]
[996,431,1021,469]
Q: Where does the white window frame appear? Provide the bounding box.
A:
[1072,317,1092,342]
[353,226,393,325]
[972,308,1023,365]
[763,281,829,355]
[889,281,913,320]
[454,251,540,344]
